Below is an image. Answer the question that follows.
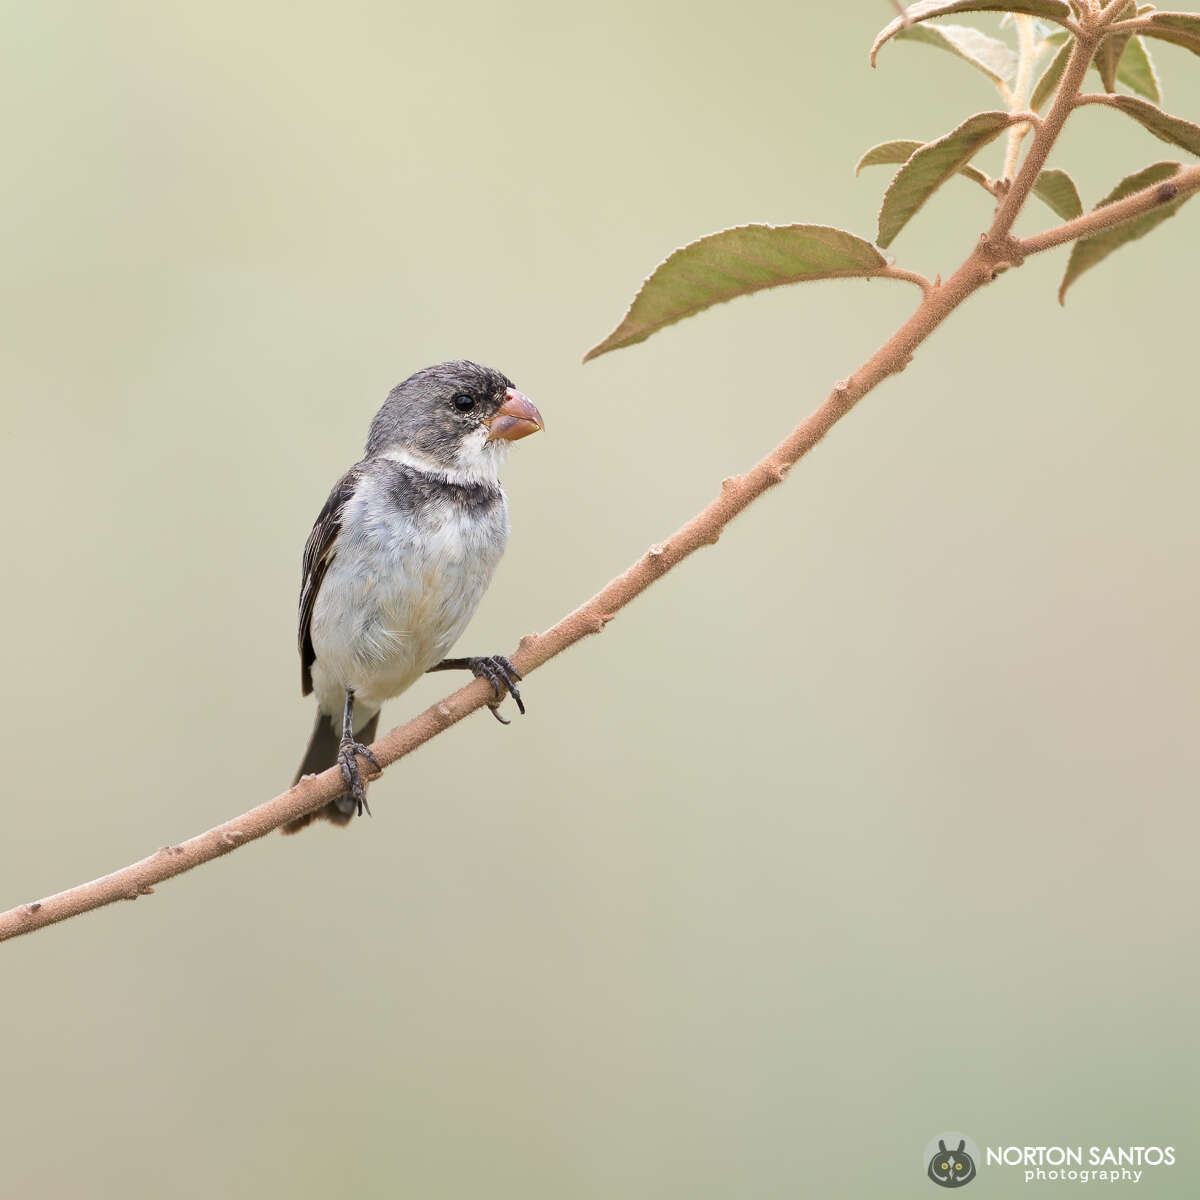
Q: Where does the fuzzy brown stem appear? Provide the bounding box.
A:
[1017,164,1200,255]
[989,30,1099,237]
[0,249,1000,944]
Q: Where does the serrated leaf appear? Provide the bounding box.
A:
[1093,94,1200,156]
[876,111,1017,248]
[1139,11,1200,59]
[894,22,1019,84]
[871,0,1075,66]
[1031,39,1073,110]
[584,225,893,361]
[855,139,993,190]
[1116,36,1161,101]
[1032,167,1084,218]
[1059,161,1188,301]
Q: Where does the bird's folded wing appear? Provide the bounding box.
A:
[299,464,364,695]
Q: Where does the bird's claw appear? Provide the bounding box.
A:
[467,655,524,722]
[337,738,381,816]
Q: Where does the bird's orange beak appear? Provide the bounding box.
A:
[486,388,545,442]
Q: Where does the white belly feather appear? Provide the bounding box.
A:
[308,470,508,721]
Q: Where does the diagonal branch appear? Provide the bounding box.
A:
[0,258,991,945]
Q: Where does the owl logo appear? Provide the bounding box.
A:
[927,1139,977,1188]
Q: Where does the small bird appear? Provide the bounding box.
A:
[283,360,544,833]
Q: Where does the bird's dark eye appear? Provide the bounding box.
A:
[452,393,475,412]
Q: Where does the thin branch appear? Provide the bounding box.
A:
[1016,163,1200,254]
[1077,1,1147,37]
[1103,18,1152,35]
[0,13,1190,944]
[1074,91,1128,110]
[990,30,1100,237]
[0,254,987,944]
[1098,0,1136,21]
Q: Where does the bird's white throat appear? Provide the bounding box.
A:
[379,430,507,488]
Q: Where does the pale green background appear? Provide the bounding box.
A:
[2,3,1197,1197]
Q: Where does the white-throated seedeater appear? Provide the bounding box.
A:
[284,361,544,833]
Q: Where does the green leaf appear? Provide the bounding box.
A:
[583,225,894,361]
[856,139,926,171]
[1092,94,1200,156]
[1030,39,1073,110]
[1059,161,1188,301]
[1116,36,1161,102]
[855,138,993,191]
[1032,167,1084,218]
[876,111,1017,248]
[871,1,1075,66]
[1138,12,1200,60]
[1095,2,1137,92]
[893,22,1019,85]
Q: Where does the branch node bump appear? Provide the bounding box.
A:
[436,702,453,719]
[221,830,246,846]
[1156,182,1180,203]
[160,844,185,857]
[517,632,540,651]
[721,475,741,491]
[24,902,41,915]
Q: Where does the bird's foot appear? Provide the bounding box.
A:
[467,655,525,724]
[337,737,381,816]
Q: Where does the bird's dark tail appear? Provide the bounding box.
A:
[282,711,379,834]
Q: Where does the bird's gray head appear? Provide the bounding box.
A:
[365,360,544,484]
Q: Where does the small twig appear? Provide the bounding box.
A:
[1016,164,1200,254]
[1098,0,1137,21]
[1073,91,1128,110]
[1103,17,1152,35]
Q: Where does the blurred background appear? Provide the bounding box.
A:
[3,2,1197,1196]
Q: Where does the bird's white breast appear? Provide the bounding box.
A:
[308,466,508,719]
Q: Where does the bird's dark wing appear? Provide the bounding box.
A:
[298,465,363,696]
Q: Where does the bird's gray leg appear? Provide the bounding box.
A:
[338,687,381,816]
[427,656,524,724]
